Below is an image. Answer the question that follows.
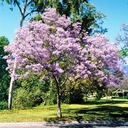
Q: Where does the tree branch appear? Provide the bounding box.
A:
[15,1,23,16]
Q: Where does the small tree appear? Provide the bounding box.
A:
[4,8,123,117]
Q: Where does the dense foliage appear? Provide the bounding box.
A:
[0,36,10,102]
[0,36,10,110]
[4,8,123,117]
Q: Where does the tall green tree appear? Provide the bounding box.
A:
[33,0,107,34]
[55,0,106,34]
[4,0,44,27]
[0,36,10,101]
[4,0,106,33]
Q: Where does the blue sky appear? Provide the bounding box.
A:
[0,3,20,42]
[0,0,128,42]
[90,0,128,42]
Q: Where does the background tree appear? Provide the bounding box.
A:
[4,0,44,27]
[0,36,10,103]
[116,23,128,57]
[55,0,106,34]
[4,0,106,34]
[4,8,123,117]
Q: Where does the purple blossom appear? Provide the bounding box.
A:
[4,8,123,87]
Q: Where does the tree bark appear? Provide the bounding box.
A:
[8,58,16,110]
[20,17,24,27]
[57,87,62,118]
[54,75,62,118]
[8,77,14,110]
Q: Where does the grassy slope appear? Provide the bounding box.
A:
[0,100,128,122]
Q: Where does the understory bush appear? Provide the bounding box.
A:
[13,86,44,109]
[0,101,8,110]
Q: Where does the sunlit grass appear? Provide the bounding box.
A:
[0,99,128,122]
[0,106,57,122]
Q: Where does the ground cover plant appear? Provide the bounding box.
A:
[0,99,128,122]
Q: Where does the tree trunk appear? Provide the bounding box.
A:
[20,14,25,27]
[57,91,62,118]
[53,75,62,118]
[8,77,14,110]
[8,59,16,110]
[56,84,62,118]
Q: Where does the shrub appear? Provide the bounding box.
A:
[0,101,8,110]
[12,87,43,109]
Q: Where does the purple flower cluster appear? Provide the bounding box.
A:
[4,8,123,86]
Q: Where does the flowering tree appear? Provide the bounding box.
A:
[116,23,128,57]
[4,8,123,117]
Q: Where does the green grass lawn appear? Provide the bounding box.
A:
[0,99,128,122]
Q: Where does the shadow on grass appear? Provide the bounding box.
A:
[83,99,128,105]
[44,102,128,127]
[65,105,128,121]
